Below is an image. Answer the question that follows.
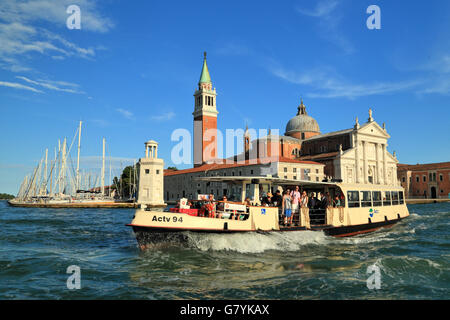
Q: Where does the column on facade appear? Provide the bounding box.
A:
[375,143,380,184]
[363,141,368,184]
[383,144,387,185]
[355,134,361,183]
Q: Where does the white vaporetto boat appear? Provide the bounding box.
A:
[127,176,409,247]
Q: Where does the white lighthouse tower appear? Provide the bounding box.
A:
[137,140,165,206]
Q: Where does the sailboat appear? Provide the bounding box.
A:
[8,121,137,208]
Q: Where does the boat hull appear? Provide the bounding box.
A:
[7,199,137,208]
[323,216,403,237]
[128,215,406,248]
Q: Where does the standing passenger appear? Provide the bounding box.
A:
[290,186,301,226]
[272,190,282,207]
[333,196,341,208]
[282,191,292,226]
[300,191,310,229]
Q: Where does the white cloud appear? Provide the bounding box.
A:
[415,54,450,95]
[16,76,85,94]
[0,0,114,33]
[151,111,176,121]
[418,78,450,95]
[0,0,112,72]
[89,119,109,127]
[296,0,354,54]
[116,108,135,120]
[296,0,339,17]
[269,62,422,99]
[0,80,43,93]
[216,43,251,56]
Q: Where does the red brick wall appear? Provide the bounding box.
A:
[195,115,217,164]
[289,131,320,140]
[437,169,450,198]
[409,169,450,198]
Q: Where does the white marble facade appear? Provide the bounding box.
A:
[333,115,399,186]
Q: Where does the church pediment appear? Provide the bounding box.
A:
[358,121,390,139]
[340,147,355,159]
[386,151,399,163]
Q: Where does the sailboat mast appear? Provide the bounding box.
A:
[61,138,67,194]
[57,139,61,194]
[101,138,105,196]
[44,148,48,195]
[109,158,112,197]
[50,147,56,195]
[76,121,82,193]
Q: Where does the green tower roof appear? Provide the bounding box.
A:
[199,52,212,84]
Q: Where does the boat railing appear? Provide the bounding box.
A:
[168,199,250,221]
[278,206,342,227]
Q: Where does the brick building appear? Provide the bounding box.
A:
[164,53,400,202]
[398,162,450,199]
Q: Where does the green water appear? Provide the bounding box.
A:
[0,200,448,299]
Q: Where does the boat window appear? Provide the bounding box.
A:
[372,191,382,207]
[361,191,372,207]
[347,191,360,207]
[245,183,259,202]
[228,185,242,202]
[392,191,399,205]
[383,191,391,206]
[399,191,404,204]
[259,184,271,197]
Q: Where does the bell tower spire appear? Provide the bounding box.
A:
[199,52,212,86]
[193,52,218,167]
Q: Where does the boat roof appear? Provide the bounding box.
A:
[195,176,339,188]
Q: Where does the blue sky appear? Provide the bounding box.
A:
[1,0,450,194]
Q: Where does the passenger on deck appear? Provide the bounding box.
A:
[271,190,282,208]
[300,191,311,229]
[216,196,227,219]
[262,192,272,206]
[244,197,251,206]
[205,194,216,218]
[319,192,328,209]
[339,192,345,207]
[290,186,301,225]
[282,190,292,226]
[308,192,318,209]
[300,191,309,209]
[333,195,341,208]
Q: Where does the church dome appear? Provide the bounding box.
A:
[285,100,320,137]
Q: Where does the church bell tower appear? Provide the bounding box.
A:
[193,52,218,167]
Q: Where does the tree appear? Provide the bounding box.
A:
[167,166,178,171]
[113,165,139,199]
[0,193,14,200]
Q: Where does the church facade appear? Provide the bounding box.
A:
[163,53,400,202]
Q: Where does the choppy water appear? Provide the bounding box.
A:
[0,200,448,299]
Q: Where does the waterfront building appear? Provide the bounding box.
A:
[137,140,165,206]
[163,54,400,202]
[398,162,450,199]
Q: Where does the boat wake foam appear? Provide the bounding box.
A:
[185,231,330,253]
